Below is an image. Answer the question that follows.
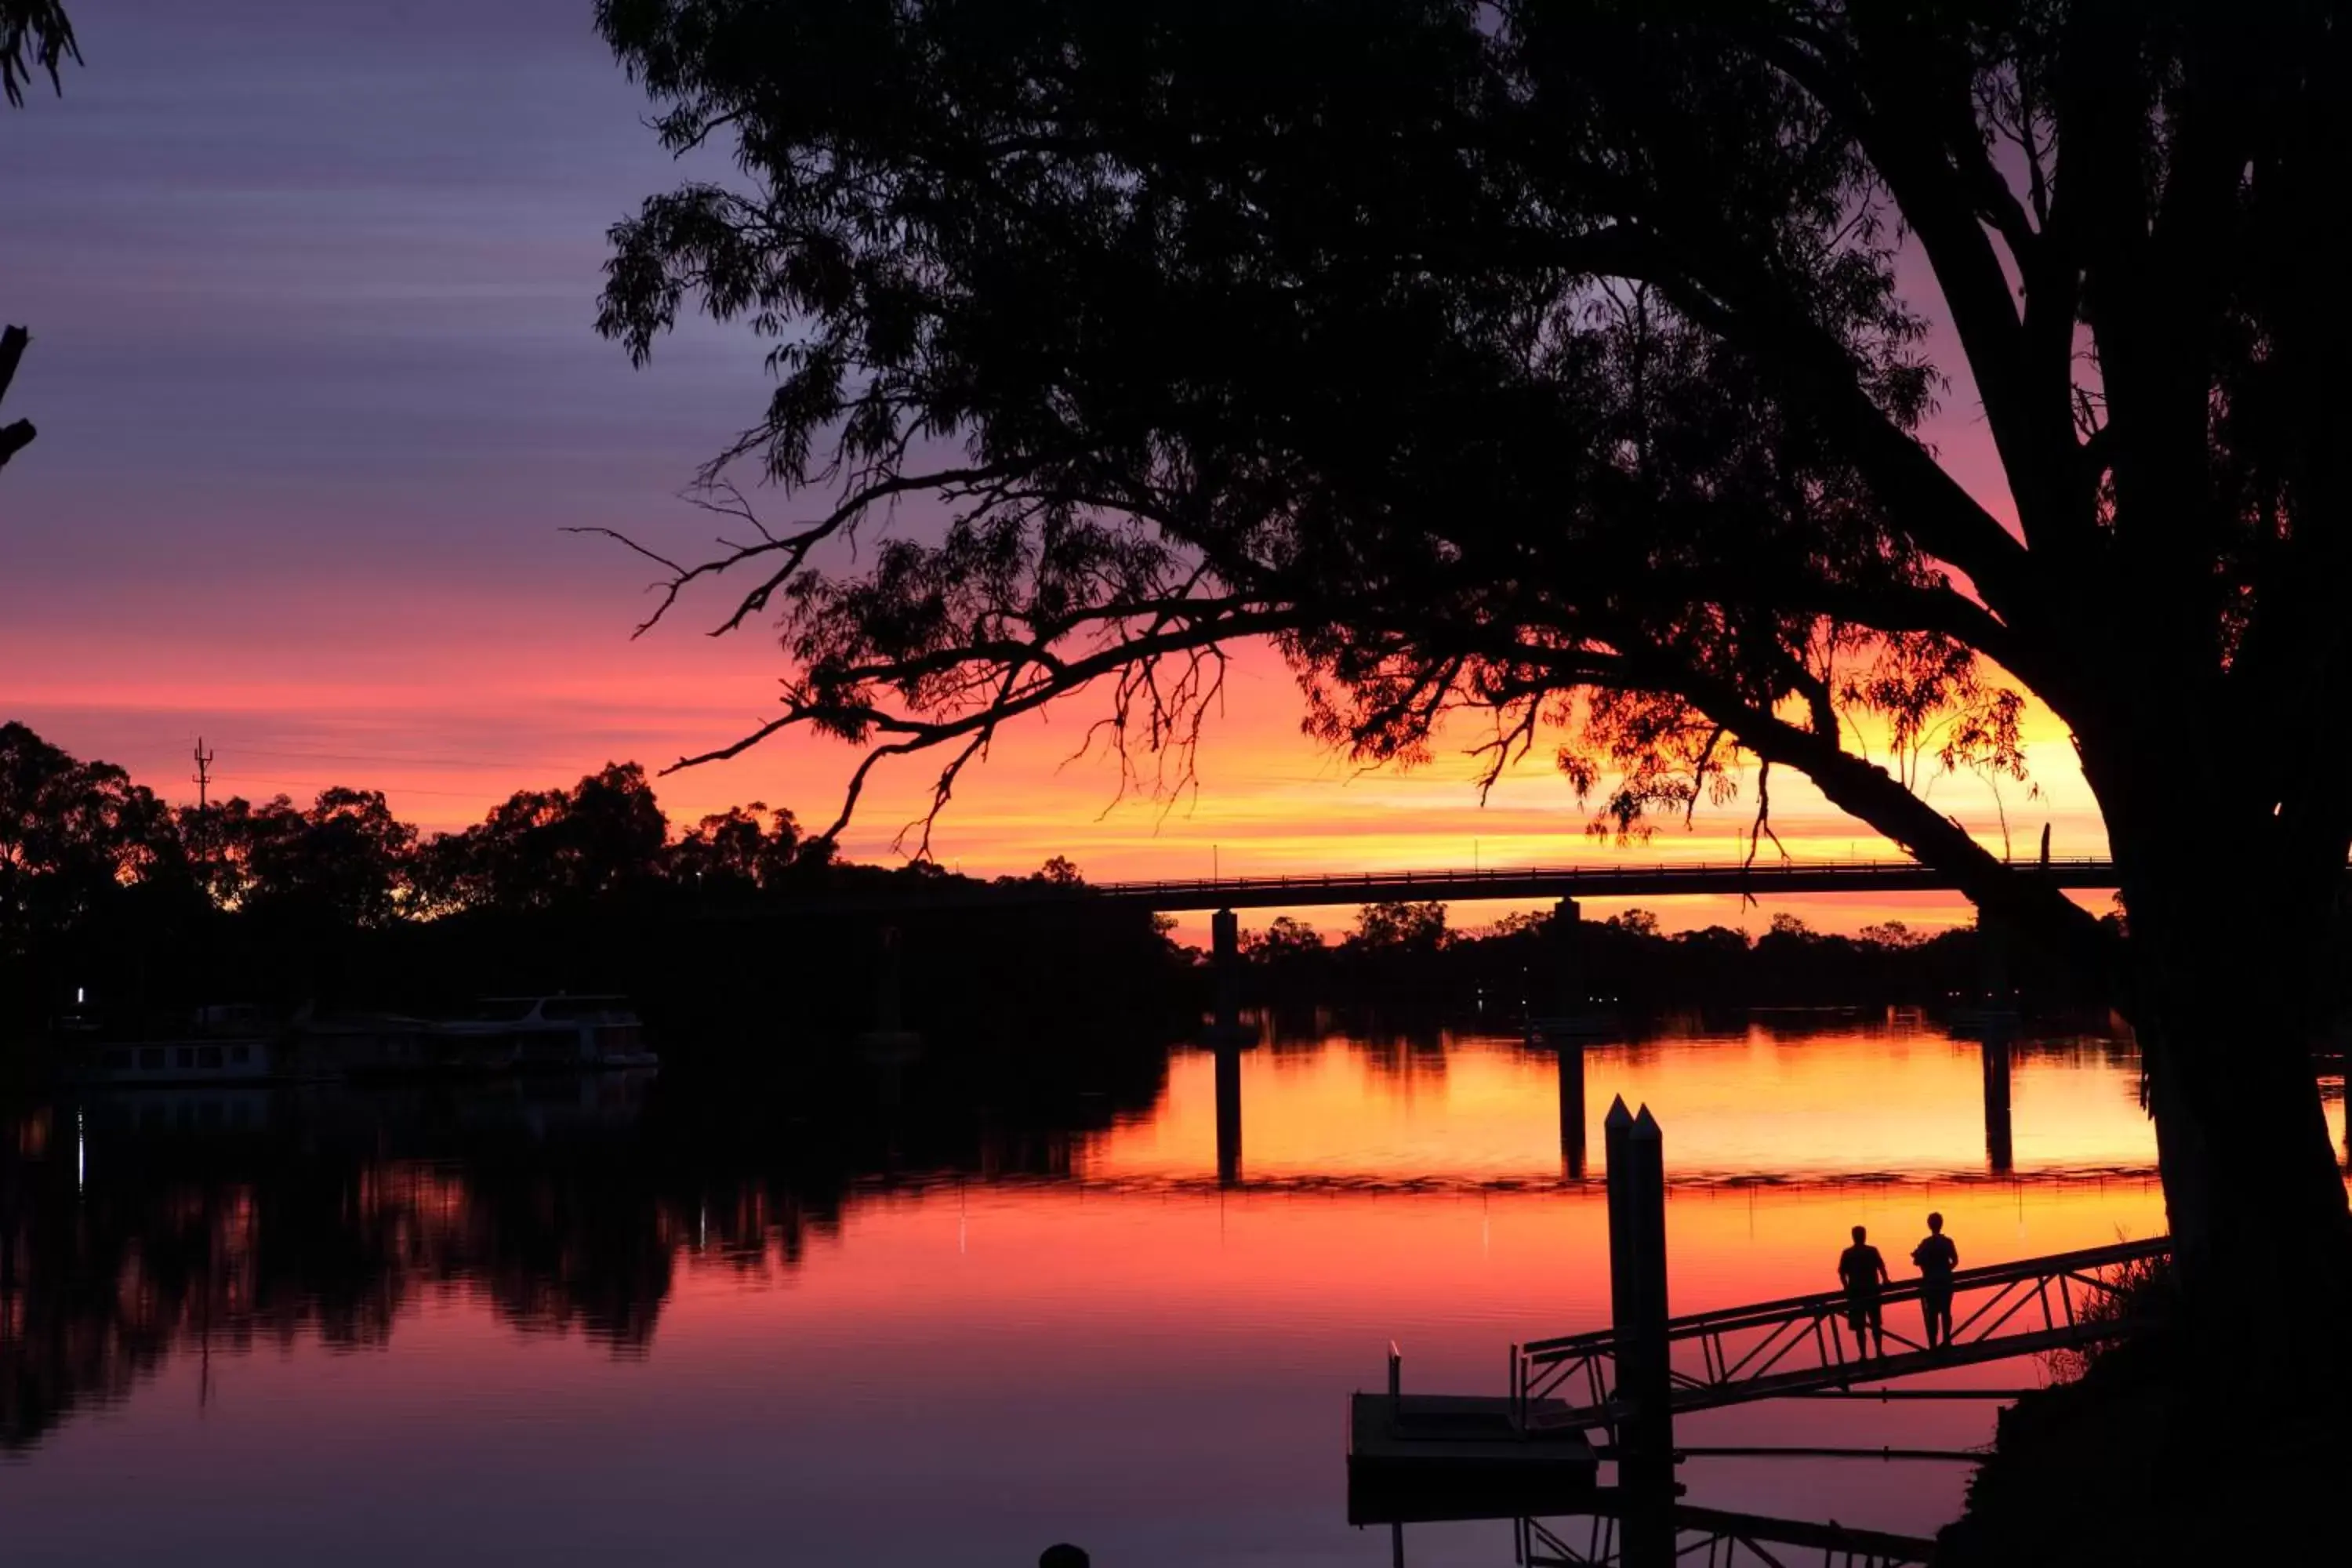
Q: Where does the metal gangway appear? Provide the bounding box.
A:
[1512,1235,2170,1435]
[1514,1504,1935,1567]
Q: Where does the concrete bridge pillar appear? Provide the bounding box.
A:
[1604,1097,1674,1565]
[877,925,903,1033]
[1976,915,2013,1007]
[1210,907,1243,1038]
[859,924,922,1050]
[1551,897,1586,1018]
[1214,1043,1243,1189]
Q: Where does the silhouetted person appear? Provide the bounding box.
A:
[1040,1547,1090,1568]
[1836,1224,1889,1356]
[1911,1211,1958,1348]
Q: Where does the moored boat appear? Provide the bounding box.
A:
[422,996,658,1073]
[66,1004,282,1087]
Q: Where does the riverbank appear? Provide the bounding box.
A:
[1936,1271,2347,1563]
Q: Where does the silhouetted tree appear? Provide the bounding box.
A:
[0,325,35,475]
[419,762,669,912]
[670,801,804,891]
[593,1,2352,1342]
[1347,901,1450,958]
[0,722,170,949]
[0,2,74,107]
[238,789,416,929]
[3,3,81,474]
[1247,915,1325,963]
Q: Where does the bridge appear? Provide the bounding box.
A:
[792,855,2121,915]
[1083,855,2118,912]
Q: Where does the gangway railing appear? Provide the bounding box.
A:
[1515,1504,1936,1566]
[1511,1235,2169,1435]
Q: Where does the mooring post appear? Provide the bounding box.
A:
[1605,1097,1674,1567]
[1558,1040,1588,1180]
[1214,1041,1243,1189]
[1211,907,1242,1037]
[1981,1033,2014,1174]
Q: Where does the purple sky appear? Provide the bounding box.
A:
[2,1,802,814]
[0,5,2087,920]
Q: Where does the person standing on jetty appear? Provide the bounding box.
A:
[1836,1225,1889,1356]
[1911,1212,1960,1348]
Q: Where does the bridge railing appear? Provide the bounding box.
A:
[1510,1235,2169,1433]
[1090,856,2121,901]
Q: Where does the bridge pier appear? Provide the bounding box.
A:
[1530,898,1612,1038]
[1206,907,1256,1043]
[1603,1098,1674,1566]
[1980,915,2010,1003]
[1982,1033,2014,1174]
[1972,915,2021,1021]
[859,924,922,1051]
[1553,898,1584,1017]
[1214,1044,1243,1189]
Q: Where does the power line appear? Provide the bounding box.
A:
[201,743,571,772]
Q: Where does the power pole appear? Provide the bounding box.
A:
[191,737,214,808]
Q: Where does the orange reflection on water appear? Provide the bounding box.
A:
[1088,1018,2166,1188]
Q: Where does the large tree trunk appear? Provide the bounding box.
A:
[2111,826,2352,1372]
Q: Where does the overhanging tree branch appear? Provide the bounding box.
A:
[0,324,36,472]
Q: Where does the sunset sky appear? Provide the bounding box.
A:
[0,1,2110,936]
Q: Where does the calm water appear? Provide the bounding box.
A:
[3,1012,2343,1564]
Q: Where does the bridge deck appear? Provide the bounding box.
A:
[1091,856,2121,910]
[756,856,2130,914]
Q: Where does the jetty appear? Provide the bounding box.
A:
[1348,1096,2169,1563]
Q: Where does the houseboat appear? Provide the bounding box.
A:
[445,996,658,1071]
[67,1004,283,1087]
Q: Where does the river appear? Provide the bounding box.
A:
[2,1011,2341,1564]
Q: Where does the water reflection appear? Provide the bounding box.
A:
[0,1014,2331,1566]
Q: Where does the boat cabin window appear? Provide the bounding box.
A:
[176,1047,195,1069]
[101,1049,129,1070]
[230,1045,251,1065]
[198,1046,223,1069]
[139,1047,165,1070]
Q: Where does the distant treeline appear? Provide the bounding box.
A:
[0,721,1185,1054]
[2,720,2148,1055]
[1236,898,2125,1018]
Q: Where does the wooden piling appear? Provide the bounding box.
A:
[1605,1097,1674,1566]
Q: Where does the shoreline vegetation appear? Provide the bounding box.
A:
[1943,1253,2347,1565]
[3,720,2152,1071]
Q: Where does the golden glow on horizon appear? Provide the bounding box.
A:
[6,621,2109,935]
